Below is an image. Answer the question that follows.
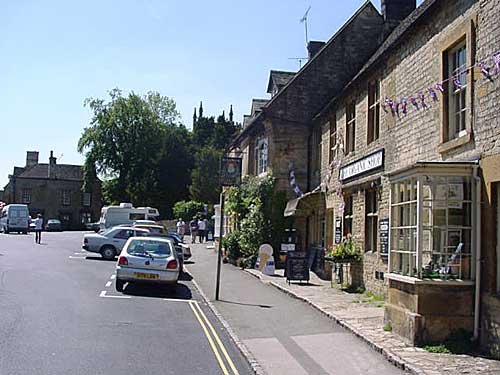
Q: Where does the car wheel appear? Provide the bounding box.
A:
[115,279,125,292]
[100,246,117,260]
[5,228,9,234]
[23,231,27,235]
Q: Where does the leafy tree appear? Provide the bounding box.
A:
[173,200,205,222]
[189,146,222,204]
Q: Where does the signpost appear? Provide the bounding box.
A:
[380,218,389,256]
[334,217,342,244]
[215,156,242,301]
[285,251,310,284]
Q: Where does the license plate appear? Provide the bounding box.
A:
[134,272,159,279]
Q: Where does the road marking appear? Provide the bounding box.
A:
[161,298,193,303]
[192,301,240,375]
[99,290,131,299]
[189,301,230,375]
[68,256,86,259]
[110,275,116,280]
[74,252,87,255]
[105,281,112,287]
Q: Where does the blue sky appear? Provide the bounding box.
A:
[0,0,421,187]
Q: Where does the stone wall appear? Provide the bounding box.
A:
[481,293,500,359]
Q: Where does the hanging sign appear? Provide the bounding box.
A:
[380,218,389,256]
[339,149,384,181]
[334,217,342,244]
[220,157,242,186]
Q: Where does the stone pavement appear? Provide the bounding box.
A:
[244,268,500,375]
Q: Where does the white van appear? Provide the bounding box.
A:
[0,204,30,234]
[99,203,159,231]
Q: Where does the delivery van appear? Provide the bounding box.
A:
[0,204,30,234]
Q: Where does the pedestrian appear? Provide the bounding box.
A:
[34,213,43,244]
[176,218,186,240]
[203,217,209,242]
[189,217,198,244]
[197,217,206,243]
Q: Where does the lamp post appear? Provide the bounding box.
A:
[215,155,242,301]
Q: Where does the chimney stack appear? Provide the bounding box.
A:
[307,41,326,59]
[48,151,57,179]
[381,0,416,23]
[26,151,39,168]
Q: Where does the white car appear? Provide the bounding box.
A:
[115,237,180,292]
[82,227,150,260]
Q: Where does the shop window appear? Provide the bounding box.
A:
[345,102,356,155]
[80,212,92,224]
[367,80,380,144]
[82,192,91,207]
[365,189,378,252]
[61,190,71,206]
[343,195,353,237]
[390,172,474,280]
[329,115,337,164]
[22,189,32,204]
[444,40,467,142]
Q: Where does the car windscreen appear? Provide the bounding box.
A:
[127,240,172,258]
[11,208,28,218]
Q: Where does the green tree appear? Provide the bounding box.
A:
[173,200,205,222]
[189,146,222,204]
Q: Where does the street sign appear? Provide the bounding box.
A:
[334,217,342,244]
[380,218,389,256]
[220,157,242,186]
[286,251,309,284]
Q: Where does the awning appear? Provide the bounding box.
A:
[284,190,325,217]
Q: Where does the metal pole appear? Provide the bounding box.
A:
[215,191,224,300]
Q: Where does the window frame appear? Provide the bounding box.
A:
[22,189,32,204]
[343,195,353,237]
[365,189,378,252]
[61,190,71,206]
[82,192,91,207]
[367,80,380,144]
[446,41,468,141]
[329,115,337,164]
[255,137,268,175]
[345,101,356,155]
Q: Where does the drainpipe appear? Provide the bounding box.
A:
[473,165,481,341]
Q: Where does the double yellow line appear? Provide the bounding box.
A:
[189,301,239,375]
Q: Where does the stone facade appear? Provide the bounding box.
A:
[3,151,101,230]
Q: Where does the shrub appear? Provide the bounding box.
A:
[172,200,205,222]
[222,230,242,262]
[326,235,362,262]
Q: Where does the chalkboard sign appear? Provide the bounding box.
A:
[286,251,310,284]
[335,217,342,244]
[380,218,389,256]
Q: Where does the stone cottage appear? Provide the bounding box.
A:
[3,151,102,230]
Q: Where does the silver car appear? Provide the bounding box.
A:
[82,227,150,260]
[115,237,180,292]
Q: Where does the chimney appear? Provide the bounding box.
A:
[26,151,39,168]
[48,151,57,179]
[381,0,416,23]
[307,41,325,59]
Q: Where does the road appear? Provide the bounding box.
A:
[0,231,252,375]
[187,242,405,375]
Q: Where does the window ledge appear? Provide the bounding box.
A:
[438,132,471,154]
[386,273,474,286]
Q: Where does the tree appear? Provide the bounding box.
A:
[78,89,191,216]
[189,146,222,204]
[173,200,205,222]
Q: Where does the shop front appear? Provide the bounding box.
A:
[384,161,479,345]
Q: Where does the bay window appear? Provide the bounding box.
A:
[389,163,477,280]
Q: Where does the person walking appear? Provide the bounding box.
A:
[176,218,186,241]
[189,217,198,244]
[34,214,43,244]
[197,217,206,243]
[203,217,209,242]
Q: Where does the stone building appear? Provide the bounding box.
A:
[311,0,499,356]
[3,151,102,230]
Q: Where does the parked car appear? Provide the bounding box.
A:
[85,222,100,233]
[0,204,30,234]
[134,224,192,262]
[115,237,180,292]
[45,219,62,232]
[82,227,150,260]
[133,220,157,226]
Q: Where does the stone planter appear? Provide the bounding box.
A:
[325,258,363,289]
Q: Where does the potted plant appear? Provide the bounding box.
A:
[325,234,361,263]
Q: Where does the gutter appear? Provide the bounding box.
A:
[473,165,481,341]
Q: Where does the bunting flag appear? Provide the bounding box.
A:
[288,162,303,197]
[383,51,499,119]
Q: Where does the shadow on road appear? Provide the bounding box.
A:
[218,299,273,309]
[123,282,193,300]
[85,256,115,262]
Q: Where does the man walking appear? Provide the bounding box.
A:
[176,218,186,241]
[34,214,43,244]
[189,217,198,244]
[197,217,206,243]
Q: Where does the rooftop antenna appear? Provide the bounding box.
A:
[300,6,311,47]
[288,57,308,69]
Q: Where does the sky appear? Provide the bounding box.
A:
[0,0,422,188]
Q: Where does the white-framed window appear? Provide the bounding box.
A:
[82,192,91,207]
[62,190,71,206]
[365,189,378,252]
[346,102,356,155]
[255,137,268,175]
[390,171,475,280]
[22,189,32,204]
[329,115,337,164]
[343,195,353,237]
[367,80,380,144]
[446,41,467,141]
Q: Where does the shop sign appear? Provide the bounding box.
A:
[334,217,342,244]
[339,149,384,181]
[220,157,242,186]
[380,218,389,256]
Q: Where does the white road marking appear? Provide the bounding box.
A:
[74,252,87,255]
[110,275,116,279]
[100,291,106,297]
[99,290,131,299]
[161,298,193,303]
[105,281,112,287]
[68,256,86,259]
